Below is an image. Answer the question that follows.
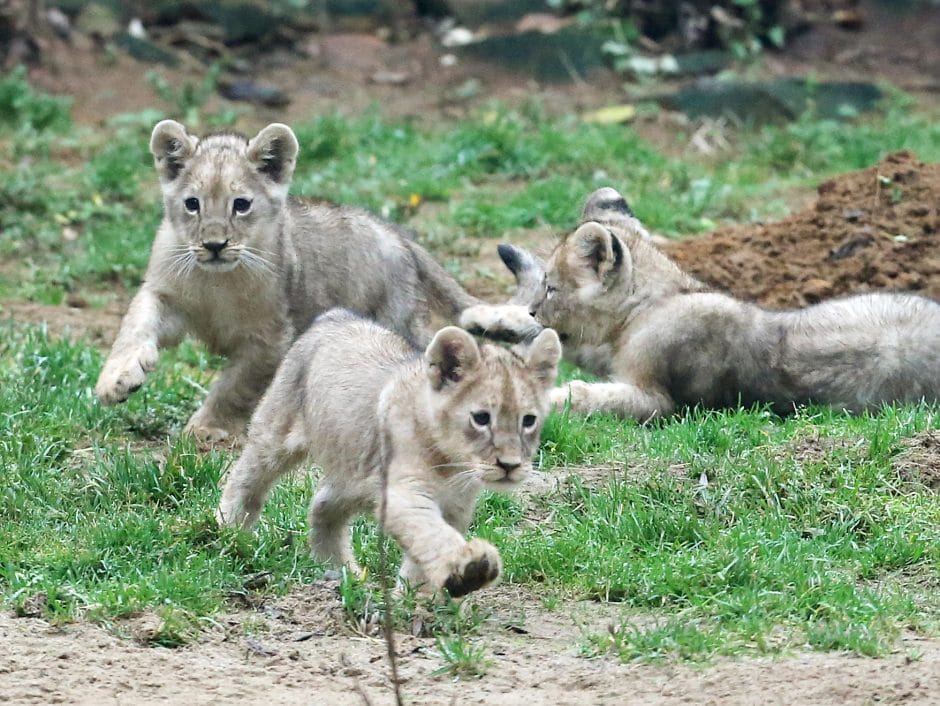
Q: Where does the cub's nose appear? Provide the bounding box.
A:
[496,458,521,475]
[203,239,228,255]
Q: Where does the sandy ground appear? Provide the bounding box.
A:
[3,585,939,706]
[5,2,940,703]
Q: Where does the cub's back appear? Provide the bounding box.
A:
[281,309,420,469]
[283,200,428,342]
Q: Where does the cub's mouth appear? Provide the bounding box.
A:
[196,254,241,272]
[196,244,242,271]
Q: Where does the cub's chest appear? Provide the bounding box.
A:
[171,276,288,351]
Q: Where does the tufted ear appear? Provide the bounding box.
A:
[150,119,198,182]
[567,222,630,283]
[425,326,482,390]
[523,328,562,387]
[580,186,653,241]
[247,123,299,187]
[581,187,634,221]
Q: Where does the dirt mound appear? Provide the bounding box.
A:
[666,151,940,308]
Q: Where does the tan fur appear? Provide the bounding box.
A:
[216,309,561,596]
[464,187,940,419]
[96,120,537,443]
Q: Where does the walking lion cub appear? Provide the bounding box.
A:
[217,309,561,597]
[95,120,535,443]
[462,187,940,419]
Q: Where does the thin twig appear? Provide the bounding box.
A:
[378,459,405,706]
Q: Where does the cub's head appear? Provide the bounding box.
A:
[150,119,299,273]
[499,187,688,348]
[423,326,561,490]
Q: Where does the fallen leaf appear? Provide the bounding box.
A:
[581,104,636,125]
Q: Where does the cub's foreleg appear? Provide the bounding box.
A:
[382,481,500,597]
[185,333,288,443]
[552,380,673,421]
[459,304,543,343]
[96,287,183,404]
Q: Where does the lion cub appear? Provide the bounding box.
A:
[463,187,940,419]
[217,309,561,596]
[96,120,535,442]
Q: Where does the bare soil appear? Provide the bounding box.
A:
[3,583,939,706]
[6,2,940,703]
[666,151,940,308]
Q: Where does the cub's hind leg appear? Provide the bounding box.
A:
[308,484,367,576]
[552,380,674,421]
[217,381,306,528]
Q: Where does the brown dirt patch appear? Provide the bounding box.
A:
[893,431,940,491]
[0,299,124,345]
[3,583,939,706]
[665,151,940,309]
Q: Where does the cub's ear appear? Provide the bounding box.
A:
[425,326,481,390]
[581,187,634,222]
[247,123,299,187]
[581,187,652,240]
[150,119,198,182]
[497,243,546,307]
[523,328,562,387]
[568,221,630,282]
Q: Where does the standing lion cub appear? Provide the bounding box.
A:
[462,187,940,419]
[217,309,561,596]
[95,120,536,442]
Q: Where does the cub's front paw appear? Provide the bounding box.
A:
[460,305,542,343]
[550,380,590,411]
[95,343,159,404]
[443,538,502,598]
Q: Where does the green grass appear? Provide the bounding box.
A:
[1,71,940,664]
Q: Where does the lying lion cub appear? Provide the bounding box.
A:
[96,120,536,443]
[462,187,940,419]
[217,309,561,596]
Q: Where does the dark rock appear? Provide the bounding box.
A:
[218,79,290,107]
[113,32,180,66]
[664,78,883,124]
[455,25,611,83]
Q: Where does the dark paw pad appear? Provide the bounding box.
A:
[444,556,499,598]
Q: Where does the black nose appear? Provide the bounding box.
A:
[496,459,521,473]
[203,240,228,255]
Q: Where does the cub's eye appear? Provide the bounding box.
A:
[470,411,491,428]
[545,285,558,301]
[184,197,200,214]
[522,414,537,429]
[233,197,252,214]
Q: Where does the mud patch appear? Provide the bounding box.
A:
[666,151,940,308]
[893,431,940,491]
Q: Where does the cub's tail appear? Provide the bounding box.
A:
[406,241,481,320]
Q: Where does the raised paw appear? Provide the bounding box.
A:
[443,538,502,598]
[459,305,542,343]
[95,343,159,404]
